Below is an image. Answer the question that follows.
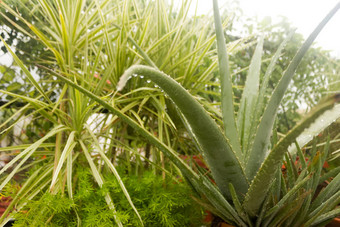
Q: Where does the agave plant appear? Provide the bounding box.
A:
[102,0,340,225]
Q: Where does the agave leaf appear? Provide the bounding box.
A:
[245,2,340,182]
[265,172,310,217]
[193,175,248,226]
[319,166,340,184]
[118,65,248,198]
[255,30,294,120]
[247,30,295,161]
[295,141,307,169]
[213,0,242,162]
[291,194,312,227]
[305,189,340,226]
[311,207,340,226]
[255,179,276,227]
[288,104,340,155]
[268,191,307,226]
[310,139,331,193]
[244,94,340,216]
[51,67,200,177]
[237,36,263,156]
[310,168,340,212]
[228,183,252,226]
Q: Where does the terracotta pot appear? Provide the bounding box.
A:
[326,217,340,227]
[220,222,235,227]
[203,210,214,223]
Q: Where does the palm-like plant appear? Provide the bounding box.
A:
[0,0,240,225]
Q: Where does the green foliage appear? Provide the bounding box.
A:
[1,0,340,226]
[11,169,203,227]
[0,0,224,224]
[12,193,76,227]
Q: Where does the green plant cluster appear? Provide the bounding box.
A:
[9,168,203,227]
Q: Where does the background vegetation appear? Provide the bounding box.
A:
[0,0,340,226]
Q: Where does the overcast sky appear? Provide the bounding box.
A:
[188,0,340,58]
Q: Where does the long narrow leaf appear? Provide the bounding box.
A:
[0,125,66,191]
[0,36,51,103]
[50,131,77,191]
[311,208,340,226]
[213,0,242,162]
[237,36,263,157]
[288,104,340,155]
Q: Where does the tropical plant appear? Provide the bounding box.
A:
[1,0,340,227]
[0,0,249,166]
[0,0,228,225]
[112,0,340,225]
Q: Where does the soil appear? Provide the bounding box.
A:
[0,196,11,217]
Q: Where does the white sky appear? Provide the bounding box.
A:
[190,0,340,58]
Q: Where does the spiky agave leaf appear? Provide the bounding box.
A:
[243,94,340,216]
